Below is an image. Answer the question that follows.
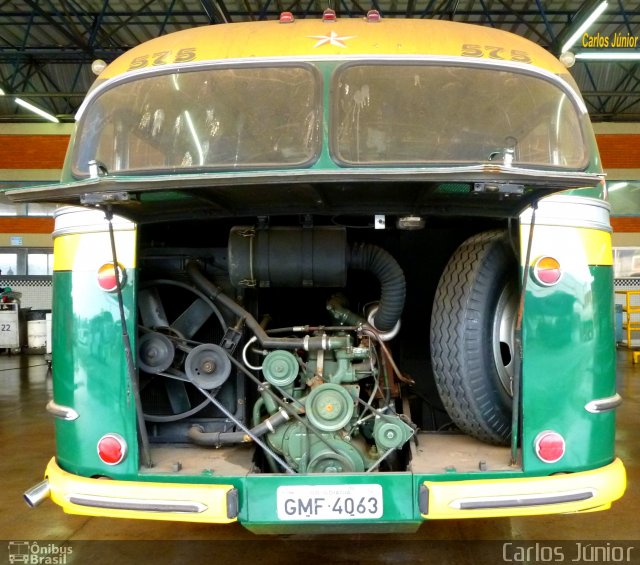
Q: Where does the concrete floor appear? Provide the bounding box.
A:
[1,352,638,564]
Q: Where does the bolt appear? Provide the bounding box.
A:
[201,359,216,374]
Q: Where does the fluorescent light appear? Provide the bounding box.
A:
[575,51,640,60]
[561,1,608,54]
[15,97,59,123]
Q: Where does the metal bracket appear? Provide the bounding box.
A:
[473,182,524,195]
[81,192,130,205]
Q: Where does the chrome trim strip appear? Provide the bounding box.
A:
[450,489,596,510]
[76,55,588,121]
[46,400,79,421]
[67,494,208,514]
[585,393,623,414]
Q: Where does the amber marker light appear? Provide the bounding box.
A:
[97,262,126,292]
[532,256,562,286]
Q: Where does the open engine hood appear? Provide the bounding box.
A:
[6,166,604,223]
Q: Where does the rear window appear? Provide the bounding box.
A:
[332,64,587,169]
[72,65,321,176]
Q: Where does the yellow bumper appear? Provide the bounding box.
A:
[422,458,626,519]
[44,458,237,524]
[42,457,625,524]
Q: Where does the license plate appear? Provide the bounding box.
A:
[276,484,383,521]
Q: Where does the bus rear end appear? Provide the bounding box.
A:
[17,17,624,532]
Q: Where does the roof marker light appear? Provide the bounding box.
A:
[534,431,566,464]
[532,256,562,286]
[97,433,127,465]
[322,8,337,21]
[279,11,294,23]
[366,9,381,22]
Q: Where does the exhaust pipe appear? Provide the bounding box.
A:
[24,479,50,508]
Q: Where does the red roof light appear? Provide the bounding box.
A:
[322,8,337,21]
[366,9,381,21]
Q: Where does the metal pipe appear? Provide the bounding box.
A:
[188,409,290,446]
[24,480,50,508]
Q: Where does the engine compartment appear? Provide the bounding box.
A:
[137,214,512,474]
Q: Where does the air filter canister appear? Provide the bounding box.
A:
[228,226,348,288]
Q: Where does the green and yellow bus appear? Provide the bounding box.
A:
[16,14,625,533]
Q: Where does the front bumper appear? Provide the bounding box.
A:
[36,457,626,526]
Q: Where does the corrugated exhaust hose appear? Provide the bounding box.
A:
[348,242,406,333]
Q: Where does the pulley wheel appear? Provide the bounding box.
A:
[138,332,175,374]
[185,343,231,390]
[307,440,365,473]
[305,383,354,432]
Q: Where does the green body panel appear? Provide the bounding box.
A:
[521,265,616,473]
[52,270,139,478]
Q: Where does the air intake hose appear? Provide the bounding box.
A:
[348,243,406,332]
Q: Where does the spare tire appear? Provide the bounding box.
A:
[430,230,518,445]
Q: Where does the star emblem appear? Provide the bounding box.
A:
[308,31,355,48]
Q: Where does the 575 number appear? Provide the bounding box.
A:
[127,47,197,71]
[461,44,532,64]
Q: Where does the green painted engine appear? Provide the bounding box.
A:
[256,338,414,473]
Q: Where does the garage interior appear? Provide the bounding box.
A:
[1,1,639,562]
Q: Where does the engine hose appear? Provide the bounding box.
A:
[187,261,352,352]
[348,243,406,332]
[186,260,304,350]
[188,409,290,446]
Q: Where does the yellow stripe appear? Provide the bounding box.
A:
[54,231,137,271]
[99,19,568,81]
[423,458,625,519]
[521,226,613,267]
[45,459,236,524]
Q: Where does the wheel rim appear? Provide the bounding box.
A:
[492,280,517,397]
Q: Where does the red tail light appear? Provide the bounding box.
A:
[97,433,127,465]
[532,256,562,286]
[97,262,126,292]
[534,431,565,463]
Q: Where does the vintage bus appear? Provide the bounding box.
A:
[17,14,625,532]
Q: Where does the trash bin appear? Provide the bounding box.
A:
[25,309,50,354]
